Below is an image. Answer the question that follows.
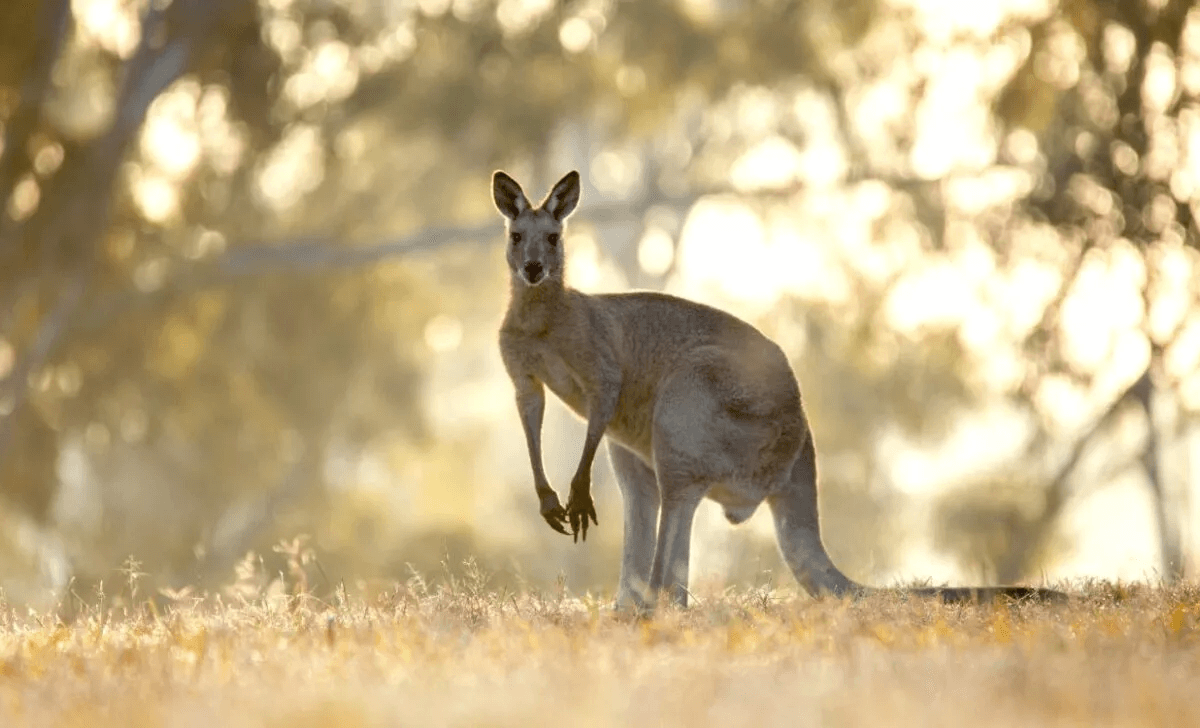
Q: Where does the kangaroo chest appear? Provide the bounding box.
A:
[533,349,589,417]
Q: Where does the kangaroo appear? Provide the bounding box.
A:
[494,169,1064,611]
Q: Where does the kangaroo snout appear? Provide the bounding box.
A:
[522,261,545,284]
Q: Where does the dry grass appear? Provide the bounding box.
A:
[1,564,1199,728]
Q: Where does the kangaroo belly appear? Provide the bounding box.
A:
[546,391,651,458]
[545,380,587,418]
[540,353,657,457]
[606,387,657,457]
[604,421,652,459]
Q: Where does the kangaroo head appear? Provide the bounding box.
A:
[492,170,580,287]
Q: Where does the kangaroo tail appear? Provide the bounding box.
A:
[767,433,866,598]
[770,433,1067,604]
[902,585,1068,604]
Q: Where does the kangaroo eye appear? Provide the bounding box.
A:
[510,232,522,244]
[547,233,559,246]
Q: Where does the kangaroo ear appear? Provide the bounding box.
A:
[492,171,530,219]
[543,170,580,221]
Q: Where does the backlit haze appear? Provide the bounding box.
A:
[2,0,1198,609]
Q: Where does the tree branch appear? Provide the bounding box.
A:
[0,0,220,471]
[0,0,72,225]
[72,188,713,331]
[0,265,89,463]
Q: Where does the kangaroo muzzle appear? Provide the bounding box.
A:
[522,261,545,285]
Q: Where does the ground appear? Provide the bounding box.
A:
[0,569,1198,727]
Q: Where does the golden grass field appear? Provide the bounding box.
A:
[1,561,1198,728]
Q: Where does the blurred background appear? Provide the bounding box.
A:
[0,0,1197,612]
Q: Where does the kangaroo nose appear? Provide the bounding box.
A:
[523,261,544,283]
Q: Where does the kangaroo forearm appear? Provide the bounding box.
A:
[516,389,552,492]
[571,386,619,491]
[572,429,604,489]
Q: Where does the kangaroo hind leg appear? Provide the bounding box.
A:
[645,367,726,609]
[646,477,703,609]
[608,443,660,612]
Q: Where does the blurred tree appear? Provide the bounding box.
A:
[2,0,1195,608]
[934,0,1200,582]
[0,0,437,599]
[0,0,895,604]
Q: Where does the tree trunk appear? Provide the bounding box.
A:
[1132,362,1184,582]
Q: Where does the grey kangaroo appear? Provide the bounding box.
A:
[494,169,1064,611]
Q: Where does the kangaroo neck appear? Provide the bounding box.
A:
[507,275,570,334]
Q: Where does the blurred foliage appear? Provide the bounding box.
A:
[0,0,895,606]
[938,0,1200,581]
[0,0,1196,610]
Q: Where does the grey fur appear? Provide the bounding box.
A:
[493,170,1065,612]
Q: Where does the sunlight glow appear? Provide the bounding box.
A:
[637,228,675,277]
[496,0,555,36]
[730,136,803,191]
[1147,242,1195,342]
[266,16,303,62]
[1058,244,1146,375]
[565,232,620,291]
[885,258,981,333]
[1182,9,1200,95]
[911,51,998,177]
[418,0,452,16]
[1143,44,1179,113]
[312,41,361,101]
[733,87,780,138]
[186,229,227,260]
[44,66,113,141]
[142,83,203,181]
[887,0,1053,42]
[71,0,139,58]
[1166,312,1200,385]
[853,81,910,144]
[1034,373,1092,434]
[559,17,594,53]
[7,178,40,221]
[983,256,1062,340]
[374,24,418,64]
[285,41,362,108]
[1059,469,1163,580]
[133,257,169,293]
[33,144,65,177]
[1035,21,1086,89]
[944,168,1033,215]
[1103,23,1137,75]
[197,87,246,175]
[256,125,326,211]
[424,315,463,353]
[0,340,13,379]
[1182,367,1200,410]
[56,377,90,415]
[591,149,643,198]
[1175,109,1200,198]
[131,170,179,223]
[768,217,853,306]
[736,92,850,188]
[881,403,1032,494]
[676,199,775,309]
